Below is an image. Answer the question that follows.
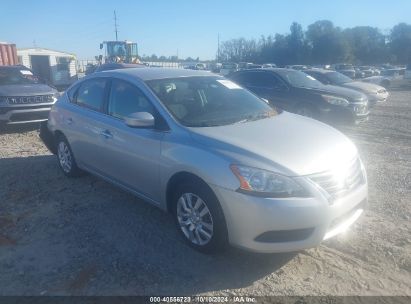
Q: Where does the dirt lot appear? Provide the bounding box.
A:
[0,90,410,296]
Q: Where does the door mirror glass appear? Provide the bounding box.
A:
[124,112,155,128]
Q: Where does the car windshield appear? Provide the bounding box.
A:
[325,71,353,84]
[0,68,42,85]
[146,76,277,127]
[276,70,324,88]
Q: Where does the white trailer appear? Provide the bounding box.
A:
[17,48,77,90]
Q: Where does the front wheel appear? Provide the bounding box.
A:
[56,134,83,177]
[173,181,228,253]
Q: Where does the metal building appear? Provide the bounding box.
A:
[17,48,77,89]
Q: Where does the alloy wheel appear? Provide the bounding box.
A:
[176,193,214,246]
[57,141,72,173]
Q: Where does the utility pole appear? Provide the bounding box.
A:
[217,33,220,62]
[114,10,119,41]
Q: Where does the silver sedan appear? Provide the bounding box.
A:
[42,68,368,253]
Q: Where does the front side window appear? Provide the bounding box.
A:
[108,79,155,120]
[234,72,279,88]
[146,76,277,127]
[76,78,107,111]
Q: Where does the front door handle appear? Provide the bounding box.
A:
[100,130,113,139]
[66,117,73,125]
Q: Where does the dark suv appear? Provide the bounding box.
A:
[229,68,369,124]
[0,65,58,125]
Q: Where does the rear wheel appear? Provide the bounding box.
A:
[56,134,83,177]
[172,181,228,253]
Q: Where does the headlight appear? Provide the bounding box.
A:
[321,95,349,106]
[53,92,62,102]
[230,165,309,197]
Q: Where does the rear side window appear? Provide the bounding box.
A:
[232,72,280,88]
[75,78,107,111]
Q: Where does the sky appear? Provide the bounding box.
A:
[1,0,410,60]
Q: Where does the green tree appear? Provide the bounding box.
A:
[344,26,388,64]
[306,20,351,64]
[389,23,411,64]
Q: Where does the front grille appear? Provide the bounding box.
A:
[4,95,54,105]
[9,111,49,122]
[309,158,365,202]
[255,228,315,243]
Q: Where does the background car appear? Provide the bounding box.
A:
[305,68,389,104]
[358,66,374,77]
[229,68,369,124]
[262,63,277,68]
[41,68,367,254]
[285,65,309,70]
[361,68,407,88]
[332,64,356,79]
[405,64,411,80]
[220,63,238,76]
[0,65,58,125]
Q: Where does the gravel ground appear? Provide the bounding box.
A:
[0,90,410,296]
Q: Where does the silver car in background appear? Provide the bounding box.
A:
[305,69,389,105]
[42,68,368,253]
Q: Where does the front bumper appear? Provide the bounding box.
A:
[320,103,369,125]
[0,104,53,124]
[211,179,368,253]
[368,92,389,105]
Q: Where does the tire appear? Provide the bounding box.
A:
[172,180,228,254]
[56,134,83,177]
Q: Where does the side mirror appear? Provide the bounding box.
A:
[99,43,103,50]
[124,112,155,128]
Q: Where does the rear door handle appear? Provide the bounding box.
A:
[100,130,113,139]
[66,117,73,125]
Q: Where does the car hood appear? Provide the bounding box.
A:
[342,81,384,93]
[0,84,57,96]
[189,111,357,176]
[298,84,366,102]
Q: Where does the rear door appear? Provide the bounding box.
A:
[62,77,111,170]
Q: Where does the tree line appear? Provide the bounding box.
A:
[218,20,411,66]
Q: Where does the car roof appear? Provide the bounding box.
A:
[102,67,215,81]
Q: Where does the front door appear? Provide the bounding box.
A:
[94,78,164,203]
